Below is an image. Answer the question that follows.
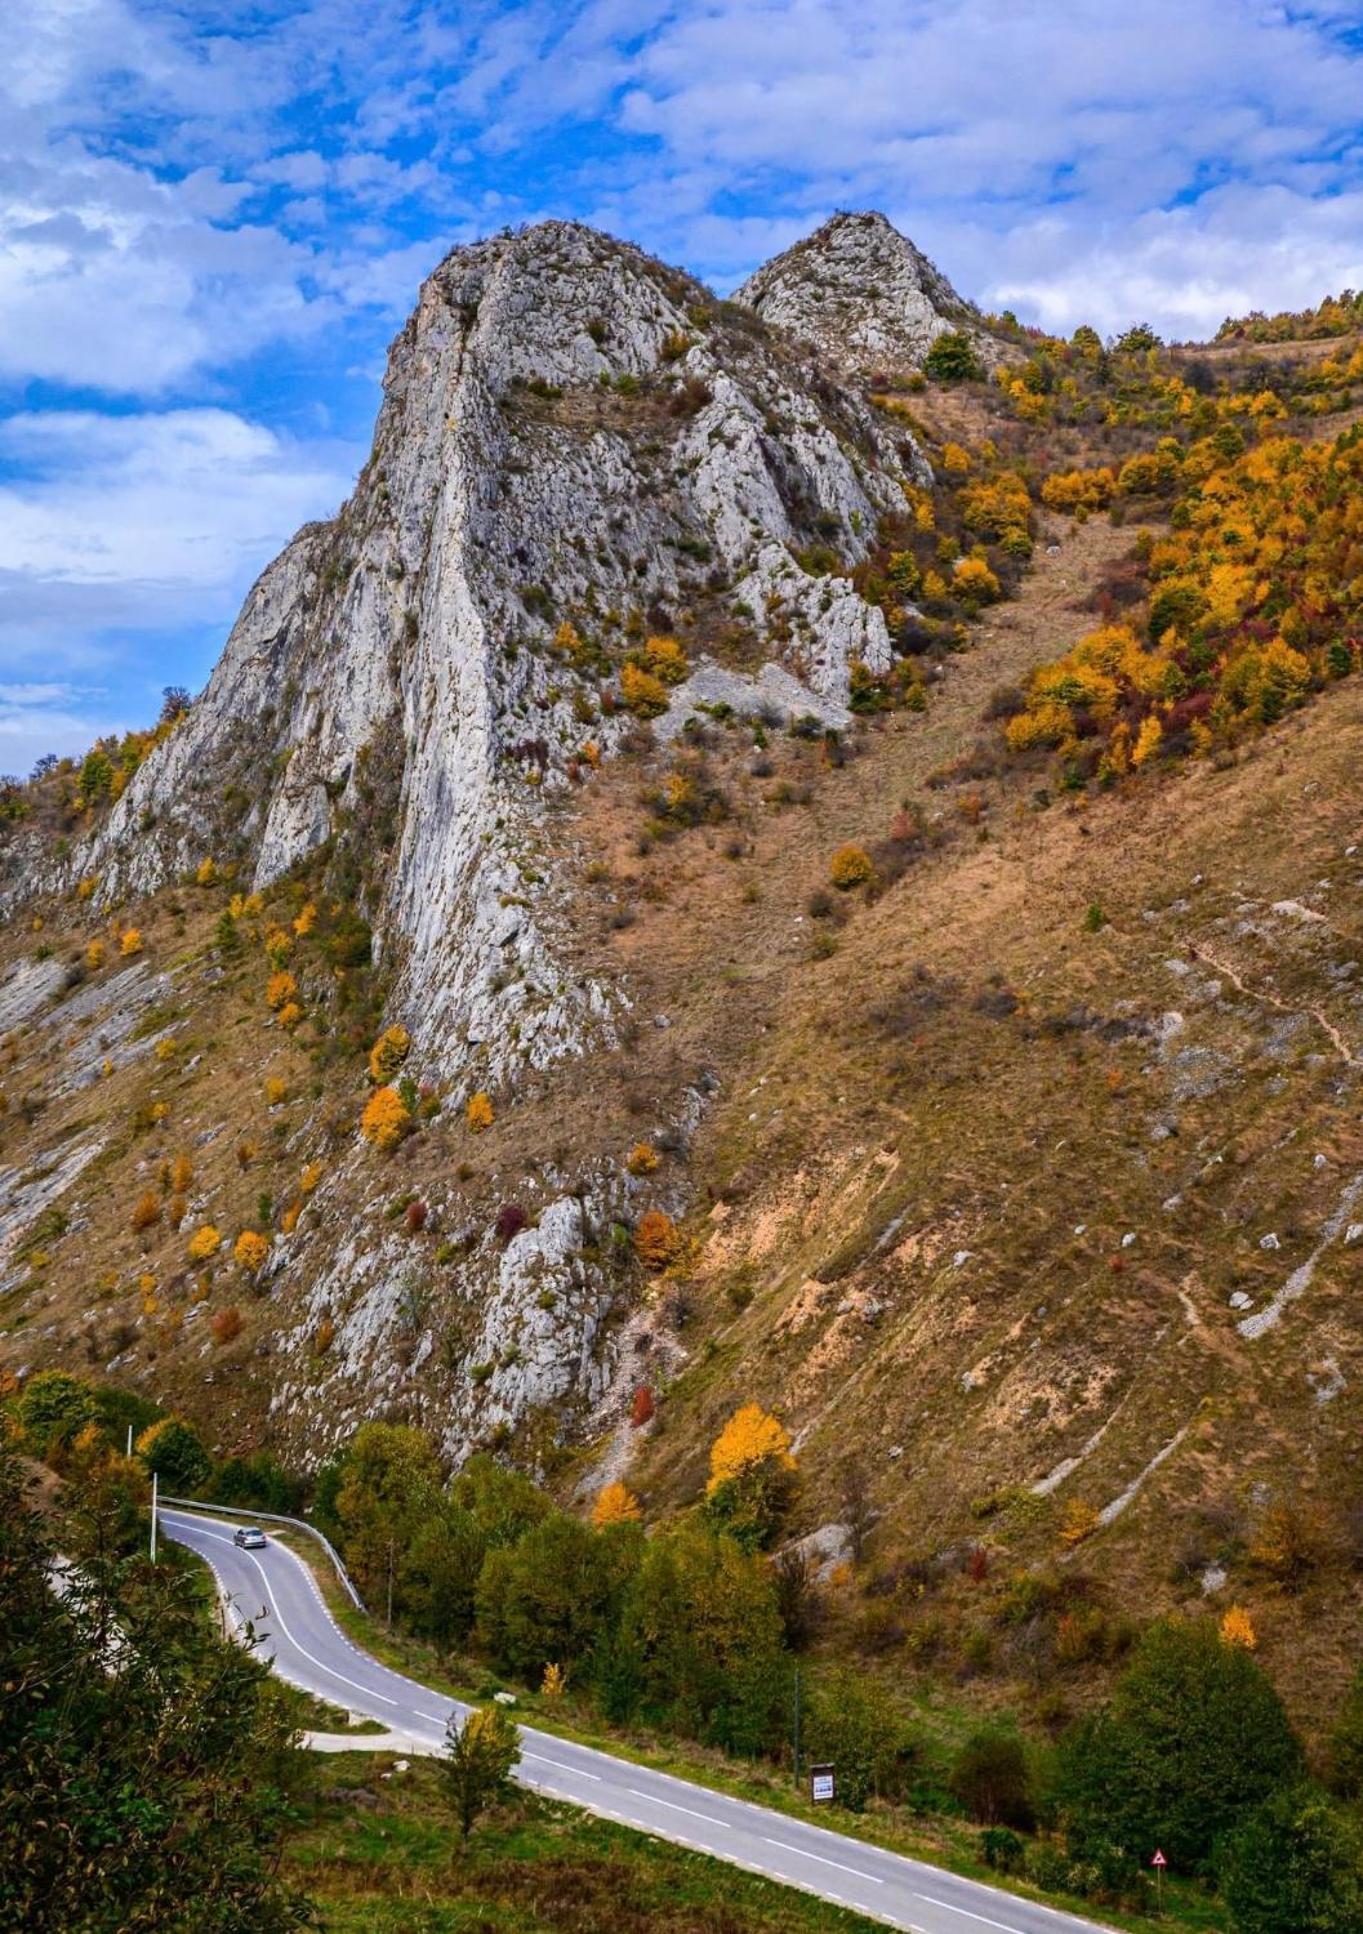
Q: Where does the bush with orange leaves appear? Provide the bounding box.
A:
[1249,1496,1329,1588]
[829,843,873,891]
[233,1230,269,1274]
[169,1153,193,1194]
[620,661,670,718]
[186,1224,221,1263]
[704,1402,797,1550]
[368,1024,411,1083]
[625,1142,659,1177]
[466,1090,494,1132]
[119,928,143,958]
[276,1001,303,1030]
[210,1306,244,1346]
[633,1209,680,1271]
[265,970,296,1011]
[630,1385,655,1427]
[130,1190,161,1234]
[1220,1604,1257,1649]
[361,1085,411,1152]
[592,1480,642,1527]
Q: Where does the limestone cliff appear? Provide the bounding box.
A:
[71,220,930,1085]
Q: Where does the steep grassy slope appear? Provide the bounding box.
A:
[3,226,1363,1737]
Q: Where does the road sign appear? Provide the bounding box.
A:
[810,1764,835,1804]
[1151,1851,1167,1868]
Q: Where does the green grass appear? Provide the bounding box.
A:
[287,1754,881,1932]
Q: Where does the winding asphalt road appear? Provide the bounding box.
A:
[163,1507,1111,1934]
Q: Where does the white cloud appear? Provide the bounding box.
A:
[0,408,355,601]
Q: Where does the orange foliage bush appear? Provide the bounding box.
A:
[829,844,873,890]
[233,1231,269,1274]
[465,1090,494,1133]
[620,662,670,718]
[186,1224,221,1263]
[625,1142,659,1177]
[707,1403,794,1492]
[265,970,296,1011]
[1220,1604,1257,1649]
[210,1306,244,1346]
[592,1481,642,1527]
[130,1191,161,1234]
[633,1209,681,1271]
[368,1025,411,1083]
[361,1085,411,1151]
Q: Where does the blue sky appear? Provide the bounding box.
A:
[5,0,1363,774]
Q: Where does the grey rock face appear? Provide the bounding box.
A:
[56,219,928,1086]
[737,210,1006,377]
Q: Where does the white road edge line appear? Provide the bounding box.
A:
[165,1514,403,1710]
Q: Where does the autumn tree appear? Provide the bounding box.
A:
[442,1705,520,1842]
[633,1209,681,1271]
[187,1224,222,1263]
[360,1084,411,1151]
[367,1025,410,1083]
[234,1231,269,1274]
[703,1402,798,1550]
[592,1481,642,1527]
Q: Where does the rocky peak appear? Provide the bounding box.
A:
[736,209,1005,378]
[59,218,930,1084]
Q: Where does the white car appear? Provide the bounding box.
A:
[233,1526,267,1550]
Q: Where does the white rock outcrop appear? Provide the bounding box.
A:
[736,210,1007,377]
[57,219,929,1086]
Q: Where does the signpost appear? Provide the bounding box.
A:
[810,1764,835,1805]
[1151,1848,1167,1913]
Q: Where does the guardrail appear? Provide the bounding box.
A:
[160,1495,367,1613]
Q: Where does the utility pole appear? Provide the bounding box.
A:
[792,1664,801,1789]
[386,1537,396,1627]
[126,1424,133,1458]
[150,1470,158,1562]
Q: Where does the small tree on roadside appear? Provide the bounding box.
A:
[442,1705,520,1842]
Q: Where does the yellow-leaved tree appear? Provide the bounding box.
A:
[592,1481,642,1528]
[1220,1604,1257,1650]
[361,1085,411,1152]
[186,1224,221,1263]
[703,1403,797,1550]
[368,1025,411,1083]
[233,1231,269,1274]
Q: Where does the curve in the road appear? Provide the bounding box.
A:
[163,1507,1113,1934]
